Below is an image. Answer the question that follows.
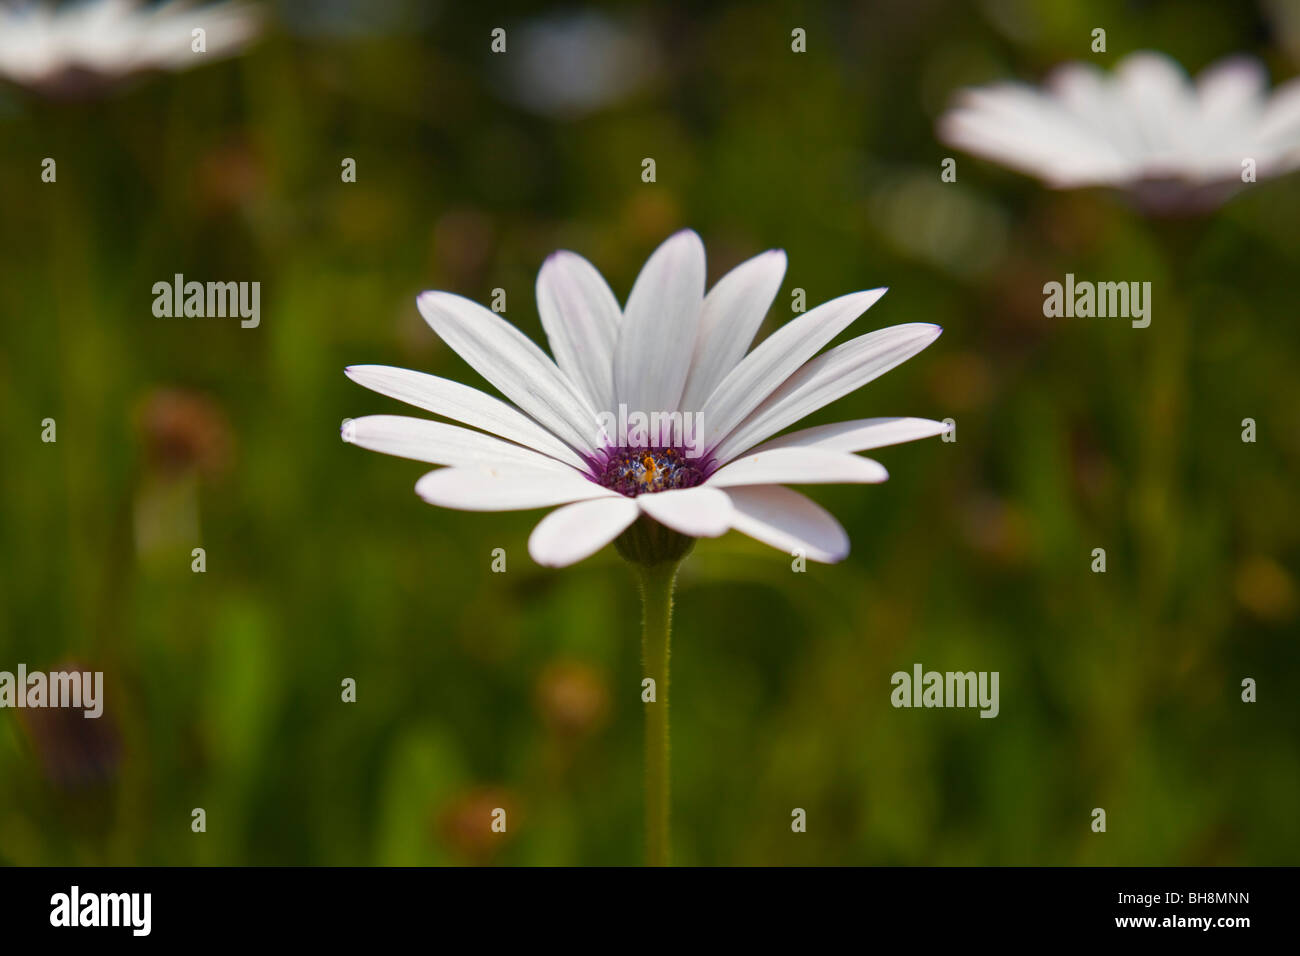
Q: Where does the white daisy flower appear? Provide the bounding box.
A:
[344,230,943,568]
[938,51,1300,212]
[0,0,262,97]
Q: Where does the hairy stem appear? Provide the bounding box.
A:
[636,560,678,867]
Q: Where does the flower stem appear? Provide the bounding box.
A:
[636,560,678,867]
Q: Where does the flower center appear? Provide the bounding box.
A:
[597,447,705,497]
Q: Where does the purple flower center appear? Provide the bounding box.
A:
[597,447,706,497]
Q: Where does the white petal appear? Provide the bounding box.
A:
[528,497,640,567]
[708,448,887,487]
[142,4,262,68]
[723,485,850,563]
[1257,77,1300,155]
[939,84,1129,186]
[417,291,601,455]
[637,486,731,537]
[1114,51,1196,160]
[345,364,588,471]
[1048,62,1109,117]
[1197,56,1267,128]
[748,417,948,455]
[1047,63,1136,171]
[678,250,786,412]
[415,465,616,511]
[1115,51,1192,104]
[612,230,706,416]
[342,415,578,472]
[711,323,942,464]
[699,288,886,449]
[536,251,621,414]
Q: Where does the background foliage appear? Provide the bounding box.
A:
[1,0,1297,865]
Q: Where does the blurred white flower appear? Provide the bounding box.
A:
[497,11,657,119]
[0,0,262,97]
[939,51,1300,213]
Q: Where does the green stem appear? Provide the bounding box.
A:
[636,560,678,867]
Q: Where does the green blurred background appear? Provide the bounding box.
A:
[1,0,1297,865]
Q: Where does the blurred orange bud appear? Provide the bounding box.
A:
[436,786,519,863]
[624,190,681,243]
[17,660,121,792]
[135,387,234,479]
[197,139,265,214]
[536,660,610,738]
[1235,556,1297,623]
